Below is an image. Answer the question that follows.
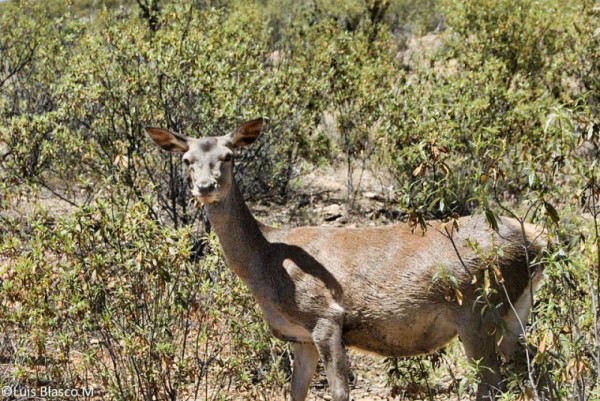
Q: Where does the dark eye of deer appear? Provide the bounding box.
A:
[183,158,190,166]
[223,154,232,162]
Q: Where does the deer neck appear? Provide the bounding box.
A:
[204,179,269,278]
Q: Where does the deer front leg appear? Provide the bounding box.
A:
[290,342,319,401]
[312,318,350,401]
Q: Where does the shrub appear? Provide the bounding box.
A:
[0,0,598,399]
[0,195,287,400]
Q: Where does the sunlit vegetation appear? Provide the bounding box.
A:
[0,0,598,399]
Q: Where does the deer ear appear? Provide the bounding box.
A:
[227,118,265,149]
[145,127,189,153]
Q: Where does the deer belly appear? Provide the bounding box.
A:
[259,302,313,343]
[343,312,457,357]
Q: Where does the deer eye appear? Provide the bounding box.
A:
[183,158,190,166]
[222,153,232,162]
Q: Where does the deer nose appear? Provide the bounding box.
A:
[197,180,216,194]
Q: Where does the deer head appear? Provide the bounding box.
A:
[145,118,264,204]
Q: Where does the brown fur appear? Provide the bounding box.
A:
[146,119,546,401]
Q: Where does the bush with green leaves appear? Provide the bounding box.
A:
[0,0,599,399]
[378,1,600,399]
[0,194,289,400]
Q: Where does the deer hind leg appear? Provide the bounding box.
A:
[312,318,350,401]
[458,324,503,401]
[499,270,543,362]
[498,292,532,362]
[290,342,319,401]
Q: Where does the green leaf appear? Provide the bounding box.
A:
[528,170,535,188]
[544,201,560,225]
[485,208,499,232]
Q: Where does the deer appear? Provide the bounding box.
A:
[146,118,546,401]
